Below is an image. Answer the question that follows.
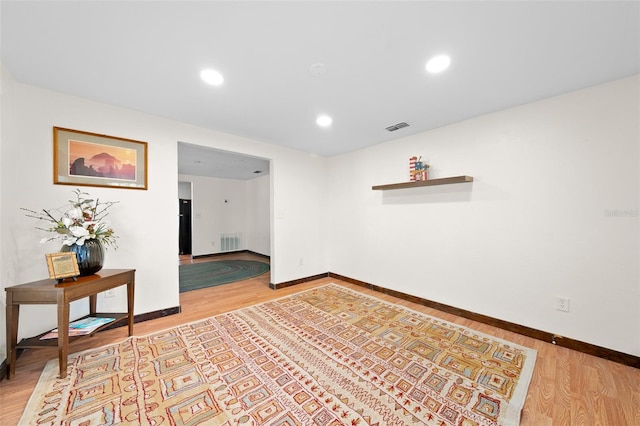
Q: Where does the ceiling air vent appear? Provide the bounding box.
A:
[385,122,409,132]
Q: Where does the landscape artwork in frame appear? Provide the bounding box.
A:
[53,127,148,190]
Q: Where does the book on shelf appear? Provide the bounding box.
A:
[40,317,116,340]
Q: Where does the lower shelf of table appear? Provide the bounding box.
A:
[16,312,129,348]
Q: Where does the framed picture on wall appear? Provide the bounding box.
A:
[53,127,148,190]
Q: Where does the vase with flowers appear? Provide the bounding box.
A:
[23,189,118,276]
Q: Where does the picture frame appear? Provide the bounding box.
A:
[45,252,80,282]
[53,127,148,190]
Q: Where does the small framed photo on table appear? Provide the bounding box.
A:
[45,252,80,283]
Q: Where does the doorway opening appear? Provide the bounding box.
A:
[177,142,272,270]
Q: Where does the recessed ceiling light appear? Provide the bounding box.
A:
[200,68,224,86]
[316,115,332,127]
[425,55,451,74]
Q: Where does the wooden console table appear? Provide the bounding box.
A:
[5,269,135,379]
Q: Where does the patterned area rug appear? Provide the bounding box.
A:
[179,260,270,292]
[21,284,536,425]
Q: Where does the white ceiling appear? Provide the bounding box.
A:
[1,1,638,177]
[178,142,270,180]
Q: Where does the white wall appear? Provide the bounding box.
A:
[178,181,192,200]
[180,174,248,255]
[246,174,271,256]
[2,64,637,360]
[327,75,640,356]
[0,69,328,353]
[0,64,20,364]
[177,173,271,258]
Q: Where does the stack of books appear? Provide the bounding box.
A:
[40,317,115,340]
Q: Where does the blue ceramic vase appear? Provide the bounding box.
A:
[61,239,105,276]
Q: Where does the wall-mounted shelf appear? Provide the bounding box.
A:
[372,175,473,190]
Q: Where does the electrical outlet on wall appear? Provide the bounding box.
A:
[556,297,570,312]
[105,289,116,298]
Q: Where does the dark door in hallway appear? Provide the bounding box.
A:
[179,199,192,255]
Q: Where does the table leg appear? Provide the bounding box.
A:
[57,296,70,379]
[89,293,97,316]
[127,280,134,336]
[5,294,18,380]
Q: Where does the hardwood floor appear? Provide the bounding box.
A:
[1,252,638,425]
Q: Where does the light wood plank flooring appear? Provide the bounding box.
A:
[1,253,638,425]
